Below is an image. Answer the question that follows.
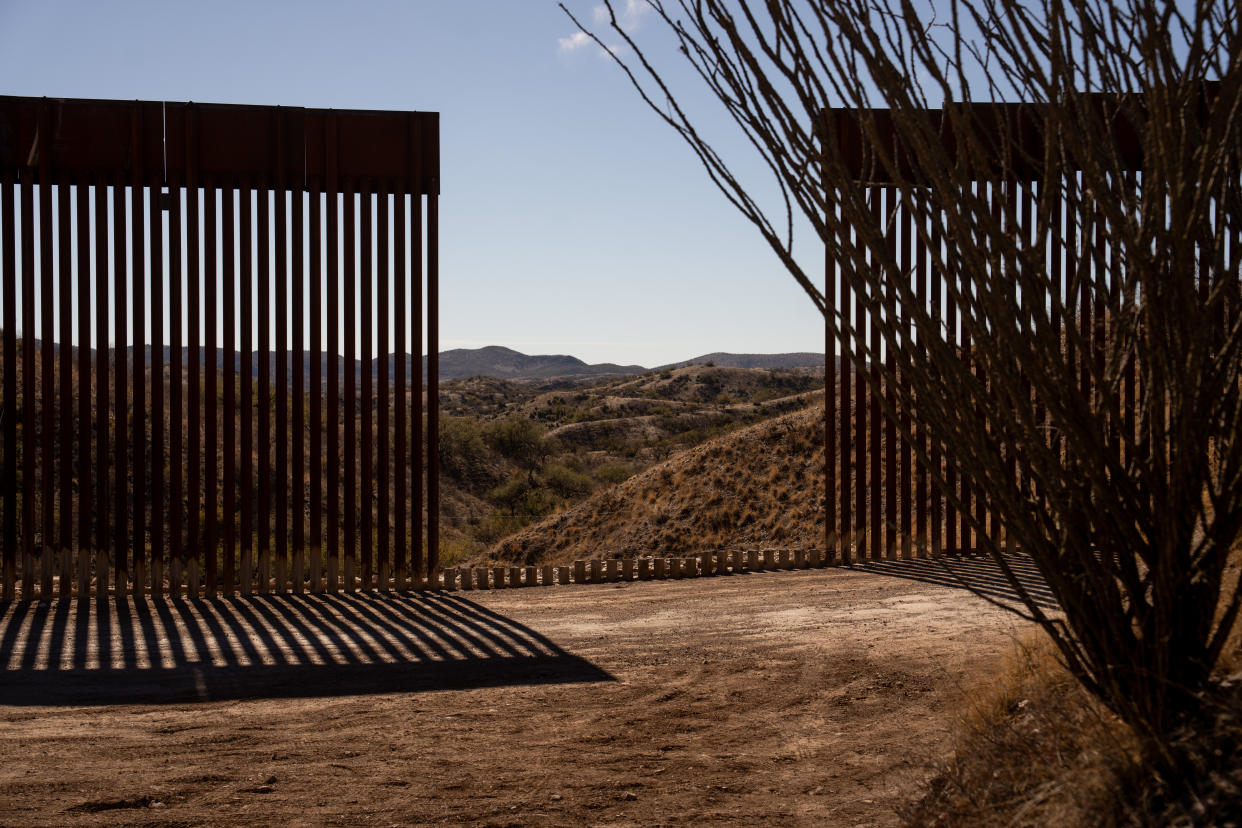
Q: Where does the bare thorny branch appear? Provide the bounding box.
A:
[565,0,1242,767]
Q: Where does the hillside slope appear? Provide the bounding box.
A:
[658,351,826,371]
[491,398,826,565]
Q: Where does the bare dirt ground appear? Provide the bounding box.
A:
[0,558,1047,827]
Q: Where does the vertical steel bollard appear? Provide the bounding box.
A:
[556,565,570,585]
[540,564,553,587]
[573,560,586,584]
[621,558,635,581]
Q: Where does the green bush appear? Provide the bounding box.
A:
[483,415,555,471]
[544,464,595,499]
[437,416,490,483]
[592,461,636,485]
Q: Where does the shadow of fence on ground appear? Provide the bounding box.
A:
[0,592,613,706]
[847,553,1060,611]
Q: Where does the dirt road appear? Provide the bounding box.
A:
[0,558,1043,827]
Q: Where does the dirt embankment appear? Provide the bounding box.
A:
[0,561,1032,826]
[494,404,827,566]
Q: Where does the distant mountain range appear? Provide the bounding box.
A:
[656,352,826,371]
[434,346,646,382]
[7,339,826,385]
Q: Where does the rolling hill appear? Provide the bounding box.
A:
[487,398,827,566]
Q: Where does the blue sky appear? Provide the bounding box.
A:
[0,0,825,368]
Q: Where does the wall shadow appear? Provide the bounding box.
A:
[0,592,612,707]
[846,552,1061,611]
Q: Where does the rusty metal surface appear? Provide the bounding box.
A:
[0,95,440,601]
[343,187,358,593]
[257,187,271,594]
[38,125,54,597]
[913,201,928,558]
[111,169,127,596]
[149,183,165,597]
[222,184,238,596]
[392,194,407,590]
[822,94,1155,184]
[819,98,1180,562]
[93,176,110,594]
[823,205,836,564]
[411,195,424,585]
[74,180,91,591]
[327,189,341,594]
[427,192,440,578]
[204,184,219,594]
[291,185,306,594]
[376,191,390,590]
[0,97,439,195]
[883,186,898,561]
[837,219,851,564]
[1,168,14,600]
[898,192,913,559]
[56,174,73,598]
[239,186,254,595]
[309,190,323,593]
[130,115,147,596]
[360,188,374,590]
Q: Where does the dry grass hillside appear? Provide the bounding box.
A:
[0,347,824,571]
[490,397,826,565]
[436,364,822,559]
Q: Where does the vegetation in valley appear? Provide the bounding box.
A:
[435,363,824,562]
[0,349,824,571]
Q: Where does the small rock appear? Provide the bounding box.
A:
[255,785,274,794]
[550,794,563,801]
[621,792,638,801]
[264,775,278,785]
[149,801,165,809]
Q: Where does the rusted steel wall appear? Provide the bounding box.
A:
[822,101,1167,562]
[0,95,440,600]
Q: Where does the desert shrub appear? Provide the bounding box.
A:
[902,636,1242,827]
[901,637,1133,827]
[543,463,594,499]
[437,415,490,483]
[476,511,528,546]
[592,461,636,485]
[487,473,558,521]
[574,0,1241,797]
[484,415,556,473]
